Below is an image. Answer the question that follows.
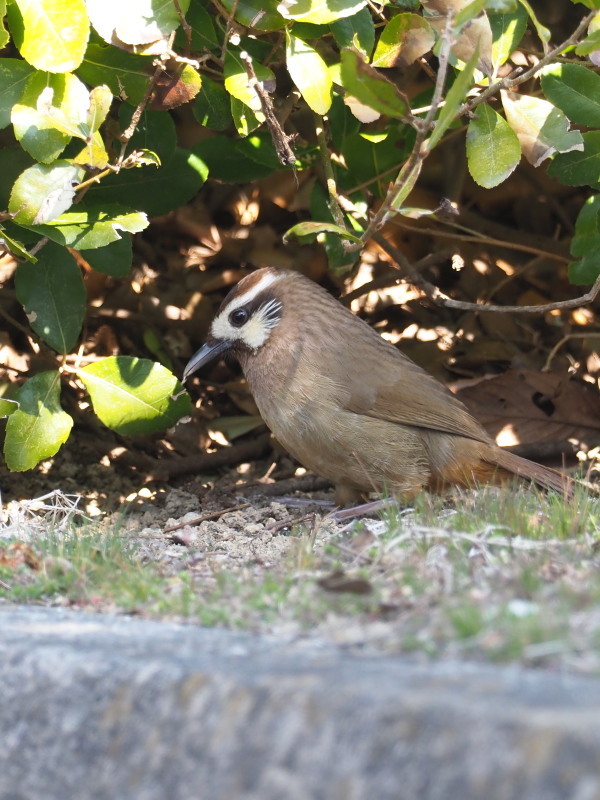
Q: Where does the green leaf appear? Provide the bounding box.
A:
[8,0,90,73]
[4,371,73,471]
[284,220,361,242]
[220,0,285,31]
[329,8,375,58]
[371,14,435,68]
[230,95,261,136]
[11,71,91,163]
[574,28,600,57]
[490,5,528,72]
[193,77,231,130]
[119,106,177,162]
[9,161,84,225]
[26,204,148,249]
[0,146,34,208]
[541,64,600,128]
[286,32,332,114]
[78,356,192,435]
[224,48,274,116]
[85,147,207,217]
[340,48,408,118]
[0,58,34,129]
[569,195,600,284]
[308,183,359,272]
[548,131,600,188]
[501,90,583,167]
[15,242,85,353]
[278,0,367,25]
[191,133,281,181]
[0,0,9,48]
[86,0,190,48]
[0,398,18,418]
[466,103,520,188]
[342,126,415,196]
[429,49,478,150]
[0,224,36,261]
[72,130,109,169]
[77,236,133,277]
[76,44,152,106]
[175,0,219,52]
[85,84,113,132]
[516,0,550,47]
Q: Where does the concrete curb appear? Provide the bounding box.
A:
[1,604,600,800]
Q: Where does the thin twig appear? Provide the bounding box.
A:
[458,11,596,119]
[374,232,600,314]
[164,503,251,533]
[118,32,177,161]
[314,113,348,232]
[173,0,192,57]
[351,12,455,250]
[240,50,296,166]
[543,332,600,372]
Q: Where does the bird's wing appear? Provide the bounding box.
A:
[340,346,491,443]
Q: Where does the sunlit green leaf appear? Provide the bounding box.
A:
[11,71,91,162]
[78,356,192,435]
[220,0,285,31]
[501,90,583,167]
[490,5,528,72]
[9,161,84,224]
[4,371,73,471]
[26,204,148,249]
[8,0,90,72]
[86,0,191,48]
[0,398,18,418]
[278,0,367,25]
[224,48,274,117]
[284,220,361,242]
[466,102,520,188]
[0,0,8,49]
[372,14,434,68]
[286,32,332,114]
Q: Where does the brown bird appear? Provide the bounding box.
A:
[184,267,570,504]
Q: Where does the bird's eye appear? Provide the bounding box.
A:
[229,308,249,327]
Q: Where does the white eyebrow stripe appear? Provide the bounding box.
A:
[225,271,283,314]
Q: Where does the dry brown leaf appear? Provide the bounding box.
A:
[455,369,600,447]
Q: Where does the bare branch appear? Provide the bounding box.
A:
[373,232,600,314]
[240,50,296,167]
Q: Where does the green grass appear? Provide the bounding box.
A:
[1,482,599,673]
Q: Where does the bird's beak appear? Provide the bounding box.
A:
[183,338,231,382]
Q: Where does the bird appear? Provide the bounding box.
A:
[183,267,571,505]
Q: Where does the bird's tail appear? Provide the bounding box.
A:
[484,447,574,496]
